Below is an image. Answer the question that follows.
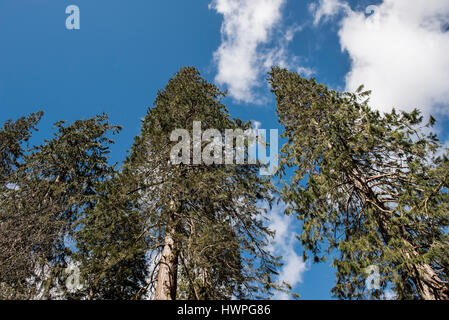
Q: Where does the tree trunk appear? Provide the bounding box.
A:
[154,224,179,300]
[350,169,449,300]
[401,247,449,300]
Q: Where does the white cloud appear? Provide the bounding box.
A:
[310,0,350,26]
[210,0,307,103]
[266,202,307,299]
[311,0,449,116]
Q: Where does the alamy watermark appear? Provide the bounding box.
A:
[66,5,80,30]
[169,121,279,176]
[365,5,379,16]
[65,263,82,293]
[365,265,381,290]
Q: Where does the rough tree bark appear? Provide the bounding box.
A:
[154,199,180,300]
[154,225,178,300]
[349,169,449,300]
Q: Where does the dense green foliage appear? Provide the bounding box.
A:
[2,65,448,300]
[124,67,282,299]
[0,113,120,299]
[269,67,449,300]
[0,67,283,300]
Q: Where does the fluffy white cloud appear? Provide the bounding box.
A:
[210,0,308,103]
[266,202,307,299]
[312,0,449,116]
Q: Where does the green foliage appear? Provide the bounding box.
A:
[269,67,449,300]
[0,112,43,298]
[0,112,42,181]
[73,176,148,300]
[126,67,283,299]
[0,68,288,300]
[0,113,121,299]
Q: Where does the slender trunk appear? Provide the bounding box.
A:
[350,170,449,300]
[154,224,178,300]
[155,198,180,300]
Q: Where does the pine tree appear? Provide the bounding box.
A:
[0,112,43,298]
[0,113,120,299]
[268,67,449,300]
[125,67,283,300]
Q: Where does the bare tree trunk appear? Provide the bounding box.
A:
[154,224,178,300]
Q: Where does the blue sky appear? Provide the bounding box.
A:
[1,0,448,299]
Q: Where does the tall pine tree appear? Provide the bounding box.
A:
[269,67,449,300]
[125,67,283,300]
[0,113,120,299]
